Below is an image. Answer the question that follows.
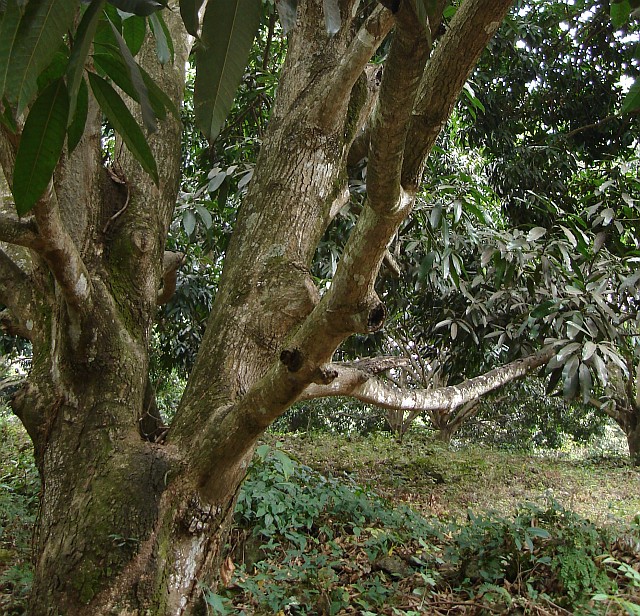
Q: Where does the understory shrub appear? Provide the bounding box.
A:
[208,446,640,615]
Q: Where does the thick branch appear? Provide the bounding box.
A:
[0,212,41,247]
[300,348,554,411]
[32,182,93,317]
[367,4,432,211]
[402,0,514,189]
[316,6,394,128]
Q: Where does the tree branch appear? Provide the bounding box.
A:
[31,182,93,317]
[300,348,554,411]
[402,0,514,190]
[157,250,185,305]
[366,3,433,211]
[315,6,394,129]
[0,212,41,247]
[0,248,40,339]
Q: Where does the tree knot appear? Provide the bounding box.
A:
[280,348,304,372]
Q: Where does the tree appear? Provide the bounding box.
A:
[1,0,620,612]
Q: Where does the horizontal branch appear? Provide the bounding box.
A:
[300,348,554,411]
[0,212,41,247]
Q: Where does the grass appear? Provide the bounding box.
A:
[265,430,640,525]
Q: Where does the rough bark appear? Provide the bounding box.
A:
[0,0,517,613]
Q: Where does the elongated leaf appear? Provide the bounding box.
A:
[621,77,640,114]
[194,0,260,141]
[149,11,172,64]
[0,0,22,102]
[122,14,146,55]
[579,363,592,404]
[108,15,156,132]
[323,0,340,34]
[6,0,78,115]
[179,0,204,37]
[13,78,69,215]
[107,0,163,16]
[88,71,158,183]
[93,52,169,120]
[67,75,88,153]
[67,0,106,120]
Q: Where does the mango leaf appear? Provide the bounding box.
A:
[149,11,173,64]
[0,0,23,103]
[67,75,89,153]
[122,14,146,56]
[88,71,158,184]
[579,363,592,404]
[530,300,556,319]
[67,0,106,120]
[611,0,631,27]
[13,78,69,215]
[194,0,260,141]
[4,0,78,115]
[323,0,340,34]
[179,0,204,37]
[107,15,156,132]
[562,355,580,400]
[182,210,196,236]
[93,51,175,121]
[275,0,297,33]
[621,77,640,114]
[106,0,163,16]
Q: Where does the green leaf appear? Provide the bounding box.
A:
[4,0,78,115]
[93,52,172,121]
[611,0,631,27]
[182,209,196,235]
[67,75,88,153]
[0,0,24,102]
[621,77,640,114]
[122,14,146,56]
[106,0,163,16]
[67,0,106,121]
[579,362,592,404]
[12,78,69,215]
[149,11,172,64]
[562,356,580,400]
[88,71,158,184]
[179,0,204,37]
[107,15,156,132]
[194,0,261,141]
[530,300,556,319]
